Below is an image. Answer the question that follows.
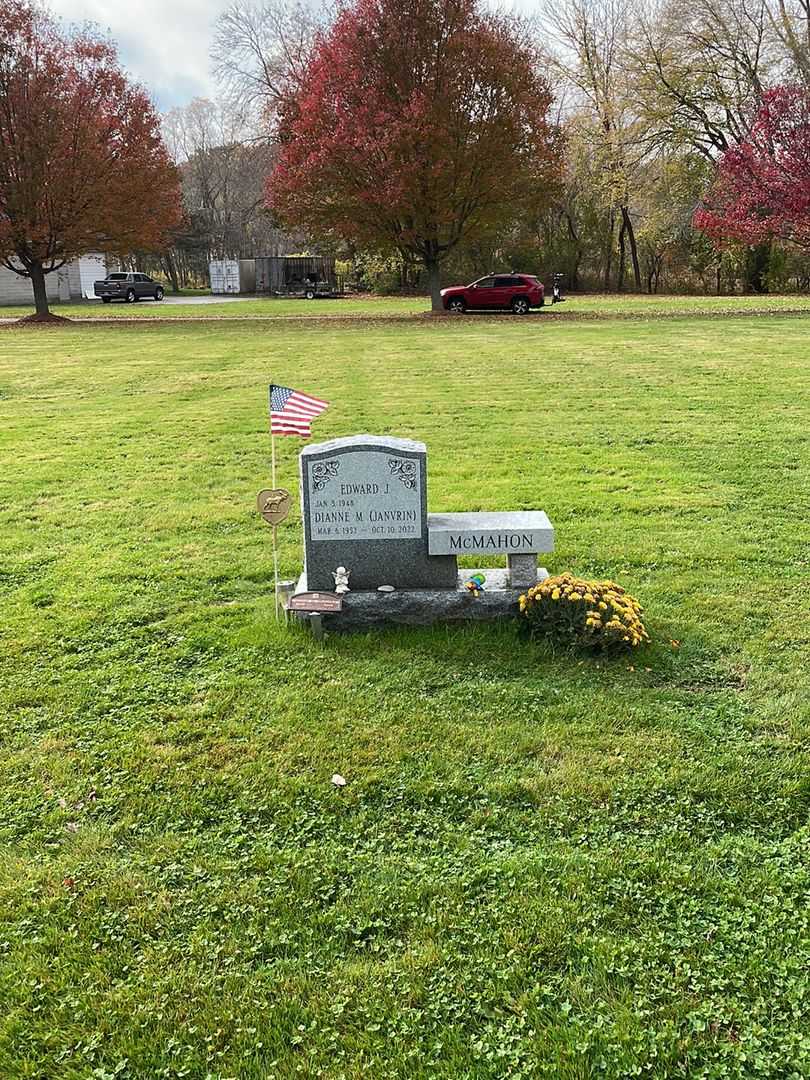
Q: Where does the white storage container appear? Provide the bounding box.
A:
[209,260,241,294]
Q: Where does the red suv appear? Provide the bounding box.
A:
[441,273,544,314]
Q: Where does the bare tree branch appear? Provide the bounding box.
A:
[210,1,329,132]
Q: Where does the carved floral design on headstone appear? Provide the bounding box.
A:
[388,457,417,489]
[311,459,340,491]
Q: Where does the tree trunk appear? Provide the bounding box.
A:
[162,252,180,293]
[603,211,614,291]
[564,213,582,291]
[29,262,50,317]
[572,252,581,292]
[622,206,642,290]
[425,256,442,312]
[617,220,627,292]
[744,243,769,294]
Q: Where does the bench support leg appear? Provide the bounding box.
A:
[508,554,538,590]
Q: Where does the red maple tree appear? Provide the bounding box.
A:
[695,85,810,250]
[266,0,561,310]
[0,2,182,319]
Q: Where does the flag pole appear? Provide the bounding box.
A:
[271,430,280,620]
[272,525,280,620]
[269,384,329,620]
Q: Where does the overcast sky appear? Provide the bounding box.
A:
[48,0,226,110]
[48,1,531,114]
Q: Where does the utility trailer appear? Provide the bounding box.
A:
[254,256,340,298]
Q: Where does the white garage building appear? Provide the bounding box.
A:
[0,253,108,306]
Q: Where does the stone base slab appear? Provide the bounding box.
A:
[289,567,549,631]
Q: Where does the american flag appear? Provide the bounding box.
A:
[269,384,330,437]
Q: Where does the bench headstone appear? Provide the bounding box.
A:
[299,435,457,591]
[428,510,554,588]
[427,511,554,556]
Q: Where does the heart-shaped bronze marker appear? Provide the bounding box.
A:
[257,488,292,525]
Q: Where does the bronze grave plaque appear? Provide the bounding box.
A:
[287,591,343,613]
[257,488,292,525]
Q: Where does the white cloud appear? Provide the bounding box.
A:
[48,0,227,109]
[46,0,543,112]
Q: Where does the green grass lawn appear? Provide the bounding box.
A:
[0,295,426,320]
[5,291,810,321]
[1,310,808,1079]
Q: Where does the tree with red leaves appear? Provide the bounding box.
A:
[0,2,182,319]
[266,0,560,311]
[695,86,810,252]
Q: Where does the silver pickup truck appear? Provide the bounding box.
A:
[94,272,165,304]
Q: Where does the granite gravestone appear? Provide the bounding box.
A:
[299,435,457,591]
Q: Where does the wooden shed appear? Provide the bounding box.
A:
[254,256,337,296]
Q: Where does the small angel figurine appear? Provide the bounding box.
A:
[333,566,351,594]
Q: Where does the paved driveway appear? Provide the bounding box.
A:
[76,294,254,307]
[157,294,254,305]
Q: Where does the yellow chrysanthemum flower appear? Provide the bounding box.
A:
[519,573,648,652]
